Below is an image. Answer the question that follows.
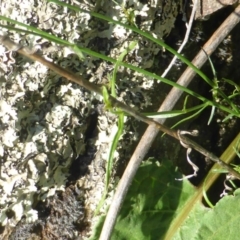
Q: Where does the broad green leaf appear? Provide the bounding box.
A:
[111,159,195,240]
[88,159,196,240]
[89,133,240,240]
[172,202,208,240]
[174,189,240,240]
[195,188,240,240]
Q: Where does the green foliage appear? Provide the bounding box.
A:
[90,160,240,240]
[96,85,125,214]
[172,188,240,240]
[89,159,196,239]
[112,160,194,240]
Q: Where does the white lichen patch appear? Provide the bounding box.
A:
[0,0,180,233]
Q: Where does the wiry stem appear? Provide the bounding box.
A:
[1,35,239,176]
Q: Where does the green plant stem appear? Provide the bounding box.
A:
[47,0,211,84]
[144,102,208,118]
[46,0,237,106]
[0,17,239,117]
[110,41,138,97]
[95,112,125,215]
[0,5,230,106]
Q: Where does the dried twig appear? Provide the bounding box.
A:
[161,0,198,78]
[1,36,238,176]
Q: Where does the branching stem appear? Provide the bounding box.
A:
[1,35,239,180]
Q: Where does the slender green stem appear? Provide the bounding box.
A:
[110,41,138,97]
[47,0,213,86]
[0,12,239,117]
[144,102,208,118]
[170,104,208,129]
[95,112,125,215]
[0,18,211,107]
[0,20,70,46]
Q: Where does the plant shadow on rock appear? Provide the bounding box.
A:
[68,107,100,182]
